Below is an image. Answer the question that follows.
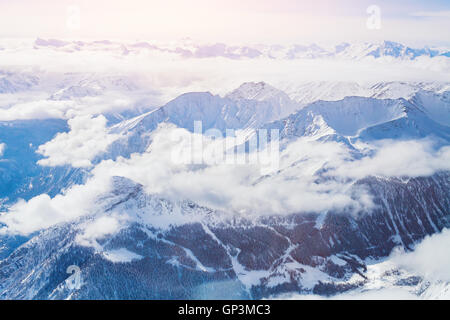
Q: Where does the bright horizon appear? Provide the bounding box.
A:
[0,0,449,46]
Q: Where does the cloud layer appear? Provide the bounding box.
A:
[37,115,121,167]
[0,40,449,123]
[391,228,450,282]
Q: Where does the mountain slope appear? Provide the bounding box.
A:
[263,96,450,144]
[106,84,301,158]
[0,172,448,299]
[0,81,449,300]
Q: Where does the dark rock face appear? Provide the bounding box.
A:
[212,226,290,270]
[0,173,449,299]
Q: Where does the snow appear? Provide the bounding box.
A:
[330,255,347,267]
[412,90,450,127]
[0,41,449,299]
[225,81,299,118]
[281,81,450,105]
[278,237,450,300]
[315,211,327,229]
[229,248,269,289]
[102,248,144,263]
[27,38,449,61]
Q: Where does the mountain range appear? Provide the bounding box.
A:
[27,38,450,61]
[0,80,449,299]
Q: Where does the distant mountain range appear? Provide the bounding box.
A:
[26,38,450,60]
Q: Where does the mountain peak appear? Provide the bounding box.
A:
[226,81,286,102]
[34,38,69,48]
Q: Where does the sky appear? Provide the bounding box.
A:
[0,0,449,45]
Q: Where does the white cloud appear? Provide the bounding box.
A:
[0,39,449,122]
[0,174,113,235]
[391,228,450,282]
[0,125,364,235]
[0,90,150,121]
[0,142,5,157]
[91,127,450,217]
[91,126,372,216]
[75,216,122,249]
[279,228,450,300]
[0,38,448,127]
[0,99,71,120]
[332,139,450,179]
[2,124,449,236]
[37,115,121,168]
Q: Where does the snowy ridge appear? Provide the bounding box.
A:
[104,81,450,160]
[23,38,450,61]
[0,78,449,299]
[281,81,450,105]
[256,93,450,148]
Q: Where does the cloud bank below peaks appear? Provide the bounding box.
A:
[37,115,122,168]
[91,126,449,217]
[2,124,450,235]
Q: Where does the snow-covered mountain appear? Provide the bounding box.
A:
[263,96,450,144]
[281,81,450,105]
[105,83,301,158]
[226,82,293,104]
[0,71,39,93]
[0,80,448,201]
[103,82,450,160]
[49,75,140,101]
[0,172,448,299]
[0,80,449,300]
[334,41,444,60]
[26,38,450,61]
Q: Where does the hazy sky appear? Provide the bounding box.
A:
[0,0,449,45]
